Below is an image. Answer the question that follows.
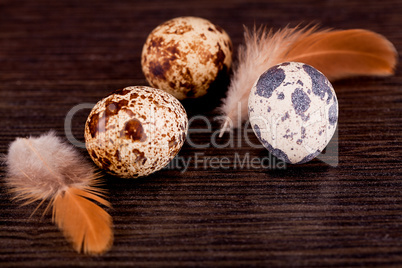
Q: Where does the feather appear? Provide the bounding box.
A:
[4,131,113,255]
[285,29,398,80]
[218,25,398,136]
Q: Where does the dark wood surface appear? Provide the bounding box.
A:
[1,0,402,267]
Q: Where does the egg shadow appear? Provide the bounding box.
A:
[181,66,231,116]
[254,148,331,179]
[103,168,187,198]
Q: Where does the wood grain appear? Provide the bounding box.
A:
[1,0,401,266]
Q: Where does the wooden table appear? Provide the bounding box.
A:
[1,0,401,266]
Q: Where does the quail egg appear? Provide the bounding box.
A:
[85,86,188,178]
[248,62,338,164]
[141,16,232,100]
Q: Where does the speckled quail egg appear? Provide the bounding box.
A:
[141,16,232,100]
[85,86,188,178]
[248,62,338,164]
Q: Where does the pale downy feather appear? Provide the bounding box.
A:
[4,131,113,255]
[218,25,398,136]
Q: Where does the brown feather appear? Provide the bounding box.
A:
[53,187,113,254]
[218,25,398,136]
[285,29,397,80]
[4,131,113,255]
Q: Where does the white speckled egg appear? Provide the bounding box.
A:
[248,62,338,164]
[141,16,232,100]
[85,86,188,178]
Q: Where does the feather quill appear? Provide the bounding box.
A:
[218,25,398,136]
[4,131,113,255]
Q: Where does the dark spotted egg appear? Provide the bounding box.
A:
[141,16,232,100]
[84,86,188,178]
[248,62,338,164]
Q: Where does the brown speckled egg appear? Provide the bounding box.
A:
[141,16,232,100]
[84,86,188,178]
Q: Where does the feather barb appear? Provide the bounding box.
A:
[53,187,113,254]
